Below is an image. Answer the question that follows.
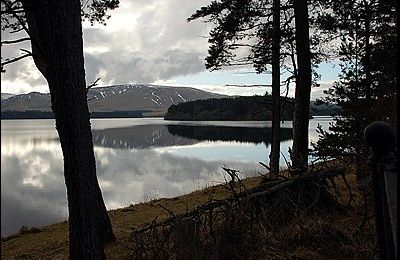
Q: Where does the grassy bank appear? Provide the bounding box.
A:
[1,164,377,259]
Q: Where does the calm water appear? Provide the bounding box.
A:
[1,117,331,236]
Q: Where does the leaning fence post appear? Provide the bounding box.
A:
[364,121,397,260]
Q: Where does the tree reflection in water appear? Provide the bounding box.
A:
[91,124,293,149]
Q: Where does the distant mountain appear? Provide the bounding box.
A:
[86,84,226,112]
[1,93,15,102]
[1,86,340,119]
[1,92,50,111]
[1,84,227,114]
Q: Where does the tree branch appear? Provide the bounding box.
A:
[223,62,253,66]
[19,48,32,54]
[1,8,25,14]
[1,37,31,45]
[3,0,31,39]
[225,84,272,87]
[1,53,31,66]
[9,27,24,34]
[86,77,101,93]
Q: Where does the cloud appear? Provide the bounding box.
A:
[311,81,335,100]
[83,48,205,85]
[1,1,338,97]
[1,1,212,94]
[80,0,211,86]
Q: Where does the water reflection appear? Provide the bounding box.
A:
[167,124,293,144]
[1,137,260,236]
[92,125,198,149]
[1,118,331,237]
[1,146,66,237]
[91,124,293,149]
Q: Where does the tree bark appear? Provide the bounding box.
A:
[292,0,312,172]
[364,2,371,103]
[21,0,115,259]
[269,0,281,175]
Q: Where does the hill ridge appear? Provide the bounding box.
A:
[1,84,227,113]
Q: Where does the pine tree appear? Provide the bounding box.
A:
[312,0,397,178]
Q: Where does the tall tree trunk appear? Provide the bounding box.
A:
[269,0,281,175]
[292,0,312,172]
[22,0,115,258]
[364,2,371,103]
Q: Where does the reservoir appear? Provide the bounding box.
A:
[1,116,332,236]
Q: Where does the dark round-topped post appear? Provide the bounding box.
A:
[364,121,397,260]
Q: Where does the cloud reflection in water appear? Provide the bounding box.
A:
[1,118,331,237]
[1,120,276,236]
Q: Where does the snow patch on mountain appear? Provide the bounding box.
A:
[177,93,186,102]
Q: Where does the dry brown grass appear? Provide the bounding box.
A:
[1,165,377,259]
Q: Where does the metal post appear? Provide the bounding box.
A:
[364,121,397,260]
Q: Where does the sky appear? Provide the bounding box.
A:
[1,0,340,99]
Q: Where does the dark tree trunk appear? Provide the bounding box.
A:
[21,0,115,259]
[269,0,281,175]
[364,3,372,104]
[292,0,312,172]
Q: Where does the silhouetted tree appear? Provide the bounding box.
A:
[291,0,312,171]
[188,0,299,173]
[312,0,397,178]
[1,0,118,258]
[270,0,281,174]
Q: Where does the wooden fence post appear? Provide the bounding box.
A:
[364,121,397,260]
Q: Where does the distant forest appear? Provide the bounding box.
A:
[164,95,339,121]
[165,95,291,121]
